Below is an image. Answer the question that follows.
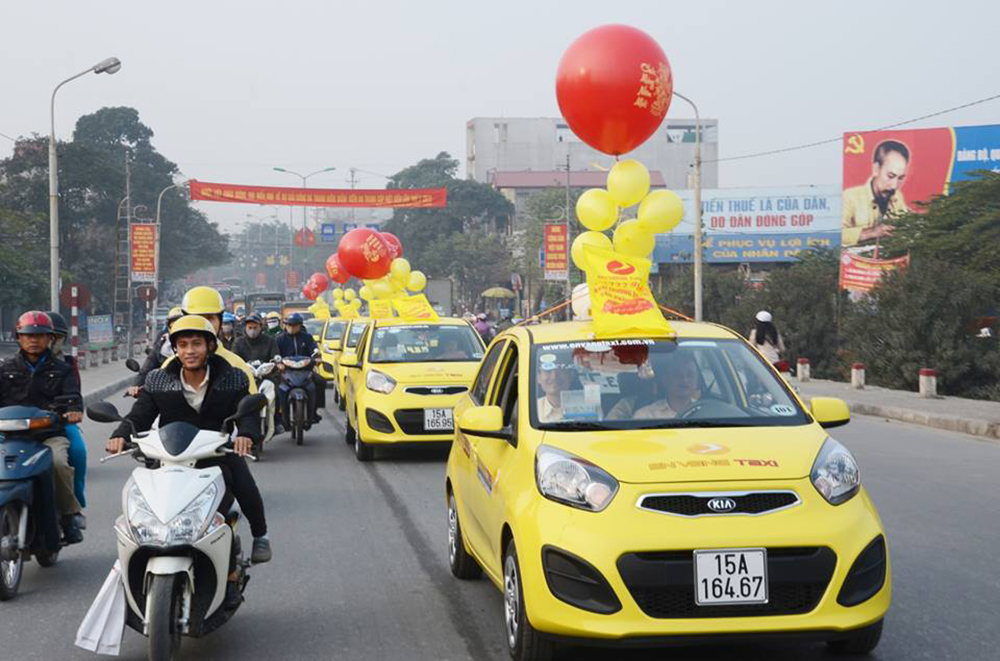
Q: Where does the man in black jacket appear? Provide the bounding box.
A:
[232,313,278,365]
[0,311,85,543]
[106,316,272,567]
[275,313,324,425]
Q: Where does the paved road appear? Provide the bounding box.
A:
[2,393,997,660]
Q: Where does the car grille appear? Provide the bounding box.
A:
[638,491,800,517]
[404,386,468,396]
[617,547,836,618]
[393,409,452,436]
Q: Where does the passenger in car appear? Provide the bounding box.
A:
[608,352,702,420]
[536,363,580,423]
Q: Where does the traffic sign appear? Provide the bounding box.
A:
[60,283,91,309]
[320,223,338,243]
[137,285,158,302]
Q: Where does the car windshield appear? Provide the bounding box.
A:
[345,322,368,348]
[304,319,325,337]
[324,320,347,341]
[369,324,484,363]
[530,338,809,430]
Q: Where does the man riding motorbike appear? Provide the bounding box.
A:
[44,311,88,513]
[0,311,85,543]
[105,315,272,605]
[264,312,282,337]
[275,313,325,426]
[128,305,184,397]
[232,313,279,365]
[219,312,237,351]
[176,286,258,394]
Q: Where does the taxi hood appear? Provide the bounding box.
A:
[373,361,480,385]
[540,425,828,484]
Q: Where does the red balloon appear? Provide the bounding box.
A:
[381,232,403,259]
[309,272,329,294]
[338,228,392,280]
[325,254,350,284]
[302,283,319,301]
[555,25,673,155]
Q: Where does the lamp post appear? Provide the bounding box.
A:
[150,179,188,330]
[671,91,703,321]
[49,56,122,309]
[272,166,336,287]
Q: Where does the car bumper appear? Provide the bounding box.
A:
[511,479,891,641]
[356,389,467,445]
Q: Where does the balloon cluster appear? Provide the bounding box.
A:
[571,160,683,270]
[303,227,428,315]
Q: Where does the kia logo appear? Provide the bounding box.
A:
[706,497,737,513]
[606,260,635,275]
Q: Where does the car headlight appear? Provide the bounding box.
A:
[810,437,861,505]
[535,445,618,512]
[366,369,397,394]
[126,480,220,546]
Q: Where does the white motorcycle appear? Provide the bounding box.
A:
[247,358,279,460]
[86,394,266,661]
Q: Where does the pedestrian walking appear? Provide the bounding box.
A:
[748,310,785,366]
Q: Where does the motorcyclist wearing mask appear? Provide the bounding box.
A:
[219,312,237,351]
[275,313,325,425]
[264,312,282,337]
[233,313,279,365]
[45,311,88,513]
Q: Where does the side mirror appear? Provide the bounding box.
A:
[458,405,511,441]
[236,393,268,417]
[811,397,850,429]
[87,401,123,423]
[339,352,360,369]
[327,340,342,351]
[125,358,141,373]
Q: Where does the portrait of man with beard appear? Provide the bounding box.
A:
[842,139,911,247]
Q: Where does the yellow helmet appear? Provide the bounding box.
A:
[181,286,224,315]
[266,311,281,320]
[167,306,184,323]
[168,315,217,348]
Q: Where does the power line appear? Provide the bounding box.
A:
[704,92,1000,164]
[0,131,16,142]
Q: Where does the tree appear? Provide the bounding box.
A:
[517,188,582,314]
[0,209,49,310]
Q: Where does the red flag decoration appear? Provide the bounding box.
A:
[294,228,316,248]
[189,180,447,208]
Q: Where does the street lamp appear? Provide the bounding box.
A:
[272,166,336,286]
[671,91,703,321]
[150,179,189,329]
[49,56,122,309]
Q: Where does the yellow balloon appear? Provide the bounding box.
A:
[575,188,618,231]
[344,288,356,302]
[350,298,362,309]
[612,218,655,258]
[332,288,344,300]
[638,189,684,233]
[407,270,427,292]
[570,231,613,270]
[372,280,394,299]
[359,285,373,301]
[390,257,411,281]
[334,300,346,312]
[607,159,650,208]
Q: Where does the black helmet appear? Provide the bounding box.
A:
[245,312,263,325]
[44,311,69,337]
[284,312,304,325]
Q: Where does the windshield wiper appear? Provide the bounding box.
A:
[642,420,758,429]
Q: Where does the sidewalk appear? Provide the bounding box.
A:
[794,378,1000,442]
[79,359,137,406]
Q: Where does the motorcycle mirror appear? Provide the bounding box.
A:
[231,394,267,422]
[87,401,123,423]
[125,358,141,373]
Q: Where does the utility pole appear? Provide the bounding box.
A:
[125,154,134,355]
[348,167,359,222]
[673,92,703,321]
[563,152,572,320]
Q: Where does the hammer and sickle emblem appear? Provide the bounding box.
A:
[845,133,865,155]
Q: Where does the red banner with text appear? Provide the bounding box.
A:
[190,180,447,208]
[839,250,910,293]
[130,224,156,283]
[543,223,569,281]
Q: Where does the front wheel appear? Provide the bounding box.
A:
[0,504,24,601]
[35,548,60,568]
[503,538,554,661]
[146,573,184,661]
[354,422,374,462]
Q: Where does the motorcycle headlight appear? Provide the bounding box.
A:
[282,357,310,369]
[366,369,397,394]
[126,480,220,546]
[810,437,861,505]
[257,363,275,377]
[535,445,618,512]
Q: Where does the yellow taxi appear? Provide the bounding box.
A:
[316,317,348,385]
[333,318,369,410]
[445,321,890,660]
[342,317,486,461]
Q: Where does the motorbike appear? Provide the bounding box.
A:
[0,394,82,601]
[278,353,317,446]
[246,358,279,459]
[86,394,266,660]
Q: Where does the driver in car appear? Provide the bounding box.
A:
[536,362,579,423]
[609,351,702,420]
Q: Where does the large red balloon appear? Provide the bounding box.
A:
[302,283,319,301]
[338,228,392,280]
[308,272,329,294]
[556,25,673,155]
[381,232,403,259]
[325,254,350,284]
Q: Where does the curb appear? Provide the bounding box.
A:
[82,375,136,408]
[846,401,1000,442]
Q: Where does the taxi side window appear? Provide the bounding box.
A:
[355,327,371,364]
[492,342,519,427]
[471,340,506,405]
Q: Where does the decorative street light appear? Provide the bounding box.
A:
[49,57,122,309]
[671,91,704,321]
[272,166,337,285]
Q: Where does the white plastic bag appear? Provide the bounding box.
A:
[75,560,127,656]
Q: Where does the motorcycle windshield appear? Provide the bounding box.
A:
[157,421,202,457]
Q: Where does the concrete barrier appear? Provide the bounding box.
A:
[101,348,110,365]
[919,368,938,398]
[796,358,811,382]
[851,363,866,390]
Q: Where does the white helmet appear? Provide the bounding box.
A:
[755,310,773,323]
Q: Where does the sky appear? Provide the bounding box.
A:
[3,0,999,233]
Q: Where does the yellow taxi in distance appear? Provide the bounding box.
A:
[334,318,369,410]
[316,317,348,384]
[446,321,890,660]
[304,317,325,344]
[342,317,486,461]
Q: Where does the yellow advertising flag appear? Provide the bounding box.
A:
[368,299,395,319]
[581,244,674,338]
[391,294,439,321]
